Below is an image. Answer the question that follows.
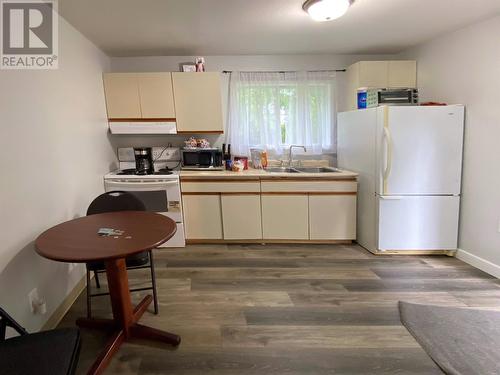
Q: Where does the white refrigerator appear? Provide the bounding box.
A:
[337,105,464,253]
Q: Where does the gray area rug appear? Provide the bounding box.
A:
[399,301,500,375]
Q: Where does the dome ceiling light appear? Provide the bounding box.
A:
[302,0,354,22]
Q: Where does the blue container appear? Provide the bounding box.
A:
[357,91,367,109]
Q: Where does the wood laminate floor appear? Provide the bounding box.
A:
[58,244,500,374]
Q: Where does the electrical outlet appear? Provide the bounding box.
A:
[28,288,46,315]
[152,147,180,162]
[28,288,39,313]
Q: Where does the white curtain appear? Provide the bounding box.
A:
[227,71,336,157]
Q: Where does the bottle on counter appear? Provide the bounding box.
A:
[223,143,233,170]
[261,151,268,169]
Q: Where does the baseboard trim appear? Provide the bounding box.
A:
[186,239,353,245]
[41,275,86,331]
[456,248,500,278]
[368,249,456,256]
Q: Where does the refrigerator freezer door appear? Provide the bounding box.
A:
[377,105,464,195]
[378,195,460,251]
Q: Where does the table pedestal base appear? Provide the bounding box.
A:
[76,259,180,375]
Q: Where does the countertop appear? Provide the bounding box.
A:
[180,168,358,180]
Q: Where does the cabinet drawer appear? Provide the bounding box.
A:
[181,181,260,193]
[261,180,357,193]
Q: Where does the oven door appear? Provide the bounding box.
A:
[104,179,185,247]
[104,180,182,223]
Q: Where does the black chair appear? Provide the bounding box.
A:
[0,307,81,375]
[85,191,159,318]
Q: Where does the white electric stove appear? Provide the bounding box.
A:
[103,147,185,248]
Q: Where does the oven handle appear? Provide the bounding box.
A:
[105,180,179,189]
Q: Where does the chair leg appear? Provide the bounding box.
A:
[86,269,92,319]
[94,271,101,289]
[149,250,159,314]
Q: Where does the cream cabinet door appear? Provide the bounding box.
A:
[172,72,224,133]
[358,61,388,88]
[182,194,223,239]
[388,61,417,88]
[103,73,141,119]
[221,194,262,240]
[138,73,176,118]
[345,63,360,111]
[309,195,356,240]
[261,195,309,240]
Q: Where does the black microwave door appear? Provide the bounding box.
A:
[198,152,213,167]
[183,152,200,166]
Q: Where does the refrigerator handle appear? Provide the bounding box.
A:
[382,126,393,194]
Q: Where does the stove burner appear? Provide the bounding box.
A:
[117,168,173,176]
[117,169,137,175]
[155,168,173,175]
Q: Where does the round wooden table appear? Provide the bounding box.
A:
[35,211,179,375]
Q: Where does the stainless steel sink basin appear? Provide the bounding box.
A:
[294,167,340,173]
[264,166,340,173]
[265,167,300,173]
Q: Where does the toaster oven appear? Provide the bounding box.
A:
[358,88,419,109]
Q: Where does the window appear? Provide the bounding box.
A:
[227,71,336,157]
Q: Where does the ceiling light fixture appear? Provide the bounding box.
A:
[302,0,354,22]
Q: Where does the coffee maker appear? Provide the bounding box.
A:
[134,147,154,175]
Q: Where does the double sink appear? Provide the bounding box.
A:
[265,166,340,174]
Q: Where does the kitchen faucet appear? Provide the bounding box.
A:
[288,145,307,167]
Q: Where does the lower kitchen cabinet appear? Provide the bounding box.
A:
[309,194,357,240]
[221,194,262,240]
[182,194,223,239]
[181,177,357,242]
[261,194,309,240]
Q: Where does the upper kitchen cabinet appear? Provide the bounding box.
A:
[345,60,417,110]
[172,72,224,133]
[103,73,142,119]
[357,61,389,88]
[138,73,176,119]
[387,61,417,88]
[103,72,175,119]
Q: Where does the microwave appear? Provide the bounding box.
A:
[357,88,419,109]
[181,148,223,170]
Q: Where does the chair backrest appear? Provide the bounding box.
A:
[0,307,28,340]
[87,191,146,216]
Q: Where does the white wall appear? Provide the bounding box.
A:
[109,54,396,153]
[401,16,500,276]
[0,17,117,331]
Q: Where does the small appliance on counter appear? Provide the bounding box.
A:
[233,156,248,170]
[222,143,231,161]
[181,148,223,170]
[134,147,154,175]
[357,88,419,109]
